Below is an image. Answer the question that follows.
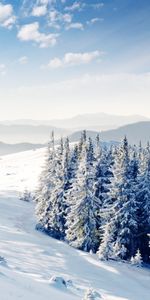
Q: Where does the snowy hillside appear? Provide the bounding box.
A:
[0,148,150,300]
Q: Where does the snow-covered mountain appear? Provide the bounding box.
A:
[0,148,150,300]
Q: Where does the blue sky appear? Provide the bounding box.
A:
[0,0,150,120]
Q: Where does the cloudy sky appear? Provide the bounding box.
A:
[0,0,150,120]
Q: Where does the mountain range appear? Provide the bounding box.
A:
[0,114,150,153]
[1,113,149,131]
[68,122,150,146]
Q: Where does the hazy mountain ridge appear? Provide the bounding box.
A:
[0,113,149,144]
[0,121,150,153]
[0,113,149,130]
[0,124,70,144]
[67,122,150,146]
[100,121,150,145]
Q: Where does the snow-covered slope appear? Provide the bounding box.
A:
[0,148,150,300]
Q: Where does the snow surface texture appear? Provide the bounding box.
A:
[0,148,150,300]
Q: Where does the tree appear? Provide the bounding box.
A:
[98,138,139,260]
[19,189,32,202]
[45,138,67,239]
[97,222,114,260]
[35,132,56,231]
[94,146,113,247]
[131,249,143,267]
[66,135,101,252]
[136,153,150,262]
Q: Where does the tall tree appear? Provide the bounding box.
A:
[98,138,139,260]
[66,134,100,252]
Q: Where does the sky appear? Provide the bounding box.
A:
[0,0,150,120]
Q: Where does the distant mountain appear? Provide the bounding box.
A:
[1,121,149,155]
[0,142,44,156]
[67,122,150,145]
[0,115,150,144]
[67,130,119,147]
[1,113,149,131]
[49,113,149,131]
[100,121,150,145]
[0,125,70,143]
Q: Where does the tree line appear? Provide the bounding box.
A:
[35,131,150,263]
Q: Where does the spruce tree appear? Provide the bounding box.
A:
[136,153,150,262]
[35,132,55,231]
[66,134,100,252]
[98,138,139,260]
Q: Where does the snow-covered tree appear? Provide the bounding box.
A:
[83,288,101,300]
[35,132,56,231]
[98,138,139,260]
[136,153,150,262]
[35,131,150,263]
[66,135,101,252]
[131,249,143,267]
[19,189,32,202]
[97,222,114,260]
[45,138,67,239]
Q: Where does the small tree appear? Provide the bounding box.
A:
[19,189,32,202]
[131,249,143,267]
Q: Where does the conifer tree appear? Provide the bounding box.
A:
[131,249,143,267]
[45,138,67,239]
[35,132,55,231]
[136,153,150,262]
[66,133,100,252]
[98,138,139,260]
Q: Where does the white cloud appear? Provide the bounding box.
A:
[0,64,6,76]
[21,0,52,17]
[48,9,72,29]
[0,2,16,29]
[18,56,28,65]
[63,13,72,23]
[45,50,102,69]
[17,22,59,48]
[32,5,47,16]
[45,57,62,69]
[65,1,83,12]
[87,17,104,25]
[66,22,83,30]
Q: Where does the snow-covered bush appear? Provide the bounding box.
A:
[49,275,67,290]
[131,249,143,267]
[19,189,32,202]
[83,288,102,300]
[0,256,7,266]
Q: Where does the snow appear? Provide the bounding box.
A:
[0,148,150,300]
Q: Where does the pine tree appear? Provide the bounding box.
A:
[136,153,150,262]
[66,135,101,252]
[35,132,55,231]
[45,138,67,239]
[97,222,114,260]
[94,145,113,249]
[131,249,143,267]
[98,138,139,260]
